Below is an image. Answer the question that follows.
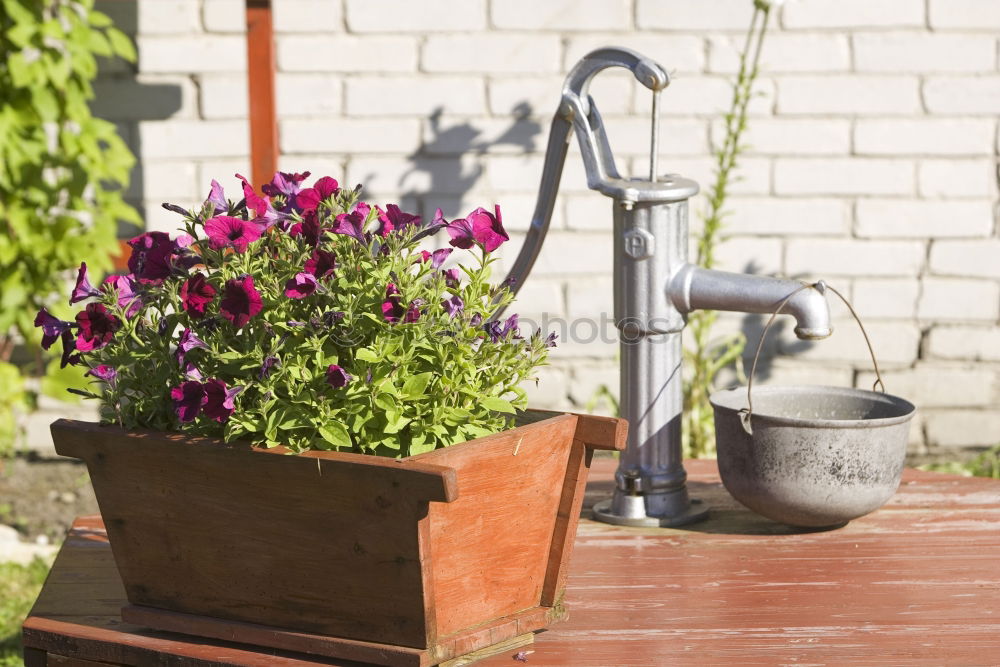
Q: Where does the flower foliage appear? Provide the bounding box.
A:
[40,172,555,456]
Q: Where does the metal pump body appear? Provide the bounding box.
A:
[502,48,832,526]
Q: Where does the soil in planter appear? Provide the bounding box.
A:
[0,455,99,543]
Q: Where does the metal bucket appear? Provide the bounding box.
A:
[710,283,917,528]
[711,385,915,527]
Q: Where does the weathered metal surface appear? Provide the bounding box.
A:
[23,459,1000,666]
[711,385,916,527]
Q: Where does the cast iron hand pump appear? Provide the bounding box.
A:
[501,47,832,526]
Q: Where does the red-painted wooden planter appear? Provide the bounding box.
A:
[51,411,625,667]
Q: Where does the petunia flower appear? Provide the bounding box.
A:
[204,215,264,253]
[70,262,102,304]
[333,208,368,244]
[75,303,121,351]
[467,205,509,253]
[304,248,337,279]
[375,204,421,237]
[443,268,461,289]
[103,274,142,317]
[545,331,558,348]
[34,308,73,350]
[202,379,242,423]
[288,210,323,246]
[205,179,228,215]
[171,381,207,423]
[419,248,452,269]
[381,282,404,323]
[183,361,203,381]
[175,328,208,364]
[85,365,117,386]
[412,208,448,243]
[326,364,351,389]
[443,294,464,318]
[236,173,282,228]
[404,299,424,323]
[180,273,216,319]
[127,231,174,284]
[284,272,319,299]
[259,355,280,380]
[446,216,476,249]
[219,275,263,328]
[296,176,340,213]
[59,330,79,368]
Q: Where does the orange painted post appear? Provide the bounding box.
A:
[245,0,278,190]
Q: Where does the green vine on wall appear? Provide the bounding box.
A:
[682,1,775,459]
[0,0,139,453]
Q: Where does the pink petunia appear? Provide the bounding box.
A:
[219,275,263,328]
[75,303,121,352]
[70,262,102,304]
[204,216,264,253]
[180,273,216,319]
[202,379,242,423]
[284,272,319,299]
[304,248,337,279]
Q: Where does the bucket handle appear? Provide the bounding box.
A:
[739,282,886,436]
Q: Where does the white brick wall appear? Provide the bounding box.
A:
[74,0,1000,461]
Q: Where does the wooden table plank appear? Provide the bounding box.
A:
[23,460,1000,666]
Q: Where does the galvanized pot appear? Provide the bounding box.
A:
[711,283,917,528]
[711,385,915,528]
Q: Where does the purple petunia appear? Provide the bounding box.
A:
[204,215,265,253]
[75,303,121,352]
[288,210,323,246]
[419,248,452,269]
[304,248,337,279]
[170,381,207,423]
[219,275,263,328]
[284,272,319,299]
[180,273,216,319]
[175,328,208,364]
[446,216,476,249]
[375,204,421,237]
[202,379,242,423]
[443,268,461,289]
[447,206,509,253]
[127,231,175,285]
[259,355,280,379]
[102,274,142,317]
[85,365,117,386]
[382,282,404,323]
[236,173,283,228]
[442,294,464,318]
[70,262,102,304]
[326,364,351,389]
[34,308,73,350]
[404,299,424,323]
[205,179,228,215]
[333,206,369,244]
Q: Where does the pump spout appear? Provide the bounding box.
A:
[669,265,832,341]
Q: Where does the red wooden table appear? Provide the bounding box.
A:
[22,459,1000,666]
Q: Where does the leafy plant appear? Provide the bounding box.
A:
[38,172,555,456]
[0,0,139,453]
[0,557,50,667]
[682,0,776,458]
[920,445,1000,479]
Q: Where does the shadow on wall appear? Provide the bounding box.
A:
[392,103,542,219]
[93,0,184,235]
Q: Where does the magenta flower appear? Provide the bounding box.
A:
[75,303,121,352]
[443,268,460,289]
[170,381,207,423]
[468,205,509,252]
[204,215,264,253]
[288,210,322,246]
[34,308,73,350]
[180,273,216,319]
[103,274,142,317]
[284,272,319,299]
[419,248,452,269]
[183,361,203,381]
[236,173,282,228]
[375,204,421,237]
[326,364,351,388]
[446,216,476,249]
[382,283,404,323]
[202,379,242,423]
[443,294,464,318]
[304,248,337,279]
[59,330,78,368]
[127,231,174,284]
[175,328,208,364]
[333,206,369,243]
[404,299,423,323]
[70,262,102,304]
[259,355,280,379]
[85,365,117,386]
[296,176,340,213]
[220,275,263,328]
[205,179,228,214]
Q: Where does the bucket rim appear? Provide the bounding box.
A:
[709,384,917,430]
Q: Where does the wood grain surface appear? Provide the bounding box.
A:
[23,459,1000,666]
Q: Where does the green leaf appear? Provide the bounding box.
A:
[355,348,379,363]
[318,421,352,449]
[480,397,516,414]
[106,28,136,62]
[402,372,432,398]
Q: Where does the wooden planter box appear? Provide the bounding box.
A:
[51,411,625,666]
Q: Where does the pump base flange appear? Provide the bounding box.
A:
[592,497,709,527]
